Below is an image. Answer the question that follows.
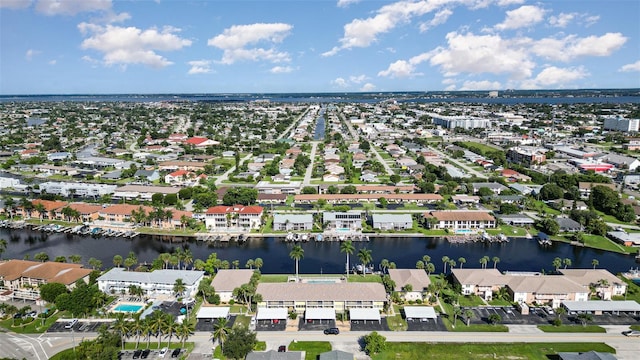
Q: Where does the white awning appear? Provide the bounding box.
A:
[256,307,288,320]
[349,308,381,321]
[562,300,640,312]
[404,306,437,319]
[196,306,230,319]
[305,307,336,320]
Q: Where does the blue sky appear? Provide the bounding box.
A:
[1,0,639,94]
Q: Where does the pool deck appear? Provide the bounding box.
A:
[109,301,146,314]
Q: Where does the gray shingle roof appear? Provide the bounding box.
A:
[97,268,204,286]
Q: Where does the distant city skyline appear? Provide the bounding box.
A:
[1,0,639,95]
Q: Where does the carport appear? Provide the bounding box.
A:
[256,307,288,324]
[349,308,381,324]
[562,300,640,315]
[404,306,437,321]
[305,308,336,324]
[196,306,230,321]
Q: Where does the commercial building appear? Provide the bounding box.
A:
[506,147,547,165]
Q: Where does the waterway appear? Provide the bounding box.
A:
[1,229,638,275]
[313,107,325,140]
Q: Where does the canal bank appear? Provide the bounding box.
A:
[1,227,638,275]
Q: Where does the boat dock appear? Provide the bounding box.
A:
[2,221,140,239]
[445,233,510,244]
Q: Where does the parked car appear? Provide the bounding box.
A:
[140,349,151,359]
[65,319,78,329]
[171,348,181,358]
[159,347,168,358]
[623,330,640,337]
[132,350,142,359]
[323,327,339,335]
[278,345,286,352]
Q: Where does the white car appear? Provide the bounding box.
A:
[159,347,169,357]
[623,330,640,337]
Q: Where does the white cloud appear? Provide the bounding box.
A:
[531,33,627,62]
[270,66,294,74]
[35,0,112,16]
[360,83,376,91]
[323,0,443,56]
[378,52,431,78]
[420,8,453,32]
[187,60,212,75]
[548,12,576,28]
[619,61,640,72]
[331,77,349,88]
[48,59,56,65]
[521,66,588,89]
[25,49,40,61]
[349,74,368,84]
[495,5,546,31]
[459,80,502,90]
[337,0,360,7]
[0,0,31,9]
[102,11,131,24]
[79,23,192,68]
[208,23,293,65]
[428,31,535,79]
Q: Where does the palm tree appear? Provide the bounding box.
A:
[254,258,263,271]
[552,257,562,271]
[458,257,466,269]
[379,258,389,273]
[183,249,194,270]
[591,258,599,269]
[176,318,195,348]
[232,260,240,269]
[340,240,355,276]
[290,245,304,281]
[442,256,450,274]
[422,255,431,265]
[452,305,462,327]
[357,248,372,276]
[492,256,500,269]
[148,311,167,349]
[563,258,572,269]
[0,238,7,259]
[160,252,172,269]
[212,318,230,348]
[34,202,46,222]
[245,259,254,269]
[130,314,145,349]
[164,316,178,348]
[173,278,186,297]
[426,262,435,275]
[69,254,82,264]
[416,261,425,270]
[464,309,474,326]
[113,313,130,350]
[479,256,489,269]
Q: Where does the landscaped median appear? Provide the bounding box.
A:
[537,325,607,333]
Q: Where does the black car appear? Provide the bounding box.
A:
[171,348,181,358]
[140,349,151,359]
[323,327,339,335]
[278,345,286,352]
[132,349,142,359]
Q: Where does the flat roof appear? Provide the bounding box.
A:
[404,306,437,319]
[196,306,230,319]
[349,308,380,321]
[305,308,336,320]
[256,307,288,320]
[562,300,640,312]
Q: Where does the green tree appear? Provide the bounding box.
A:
[563,258,572,269]
[492,256,500,269]
[289,245,304,281]
[173,278,186,297]
[113,254,123,268]
[488,313,502,325]
[223,326,257,360]
[552,257,562,271]
[112,313,130,350]
[34,252,49,262]
[362,331,387,355]
[0,238,7,258]
[212,318,231,348]
[357,248,373,276]
[389,174,401,185]
[591,258,599,269]
[39,282,68,303]
[458,257,466,268]
[540,183,564,200]
[340,240,355,277]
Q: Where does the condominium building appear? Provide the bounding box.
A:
[204,205,264,231]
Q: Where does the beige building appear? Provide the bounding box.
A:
[452,269,508,300]
[387,269,431,301]
[424,211,497,232]
[559,269,627,300]
[210,269,255,303]
[0,260,92,300]
[256,282,387,314]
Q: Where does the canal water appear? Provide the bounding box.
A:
[1,229,638,275]
[313,108,325,140]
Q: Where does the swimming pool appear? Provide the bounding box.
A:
[113,304,144,313]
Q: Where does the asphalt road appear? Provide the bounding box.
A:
[4,326,640,360]
[303,141,319,186]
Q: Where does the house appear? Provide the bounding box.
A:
[472,182,508,195]
[496,214,535,226]
[185,137,219,147]
[255,181,301,195]
[558,269,627,300]
[557,351,617,360]
[323,211,362,231]
[451,195,480,205]
[423,211,497,232]
[319,350,354,360]
[371,214,412,230]
[210,269,255,303]
[97,268,205,298]
[500,169,531,182]
[387,269,431,301]
[255,282,387,314]
[359,172,379,183]
[0,260,92,300]
[112,184,181,201]
[352,152,367,168]
[555,217,583,233]
[273,213,314,231]
[507,275,589,308]
[451,269,507,300]
[578,182,617,199]
[323,174,341,182]
[158,160,207,172]
[204,205,264,231]
[246,351,304,360]
[165,170,193,184]
[134,169,160,182]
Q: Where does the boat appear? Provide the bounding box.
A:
[286,232,294,241]
[300,233,308,242]
[497,233,508,242]
[316,234,323,242]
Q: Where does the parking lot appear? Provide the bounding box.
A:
[463,306,640,326]
[298,318,336,331]
[118,348,183,359]
[405,317,447,331]
[350,319,390,332]
[47,319,112,333]
[195,315,237,332]
[255,318,286,331]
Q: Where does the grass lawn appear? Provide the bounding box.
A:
[233,315,251,327]
[260,274,290,282]
[347,274,383,283]
[555,234,637,254]
[459,142,502,155]
[631,324,640,331]
[370,342,615,360]
[488,298,513,306]
[439,299,508,332]
[486,225,528,237]
[616,276,640,303]
[538,325,606,333]
[254,341,266,351]
[288,341,332,360]
[0,310,66,334]
[457,295,485,307]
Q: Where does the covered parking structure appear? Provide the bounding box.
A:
[256,307,288,325]
[404,306,437,321]
[305,308,336,324]
[196,306,230,321]
[349,308,381,324]
[561,300,640,315]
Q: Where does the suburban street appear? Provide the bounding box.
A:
[302,141,319,186]
[3,325,639,360]
[428,146,487,179]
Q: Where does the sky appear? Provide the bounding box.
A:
[1,0,639,94]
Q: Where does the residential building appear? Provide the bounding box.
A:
[506,147,547,165]
[38,181,117,198]
[578,182,617,199]
[323,211,362,231]
[204,205,264,231]
[255,181,301,195]
[255,282,387,314]
[471,182,508,195]
[210,269,255,303]
[603,116,640,132]
[112,184,181,201]
[451,269,507,300]
[0,260,92,300]
[294,193,442,204]
[273,213,314,231]
[97,268,204,297]
[558,269,627,300]
[371,214,412,230]
[430,114,492,129]
[556,217,583,232]
[387,269,431,301]
[424,211,497,232]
